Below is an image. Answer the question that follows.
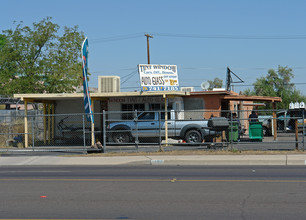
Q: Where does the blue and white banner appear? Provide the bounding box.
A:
[138,64,179,91]
[82,37,94,123]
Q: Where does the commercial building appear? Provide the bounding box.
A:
[14,76,281,147]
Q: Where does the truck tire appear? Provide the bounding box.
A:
[185,130,202,144]
[112,132,131,143]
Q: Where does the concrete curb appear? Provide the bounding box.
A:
[0,156,150,166]
[287,155,306,165]
[148,155,288,166]
[1,154,306,166]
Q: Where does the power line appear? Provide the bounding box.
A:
[121,70,138,85]
[121,70,138,80]
[154,33,306,40]
[89,32,306,44]
[90,33,143,43]
[181,66,306,70]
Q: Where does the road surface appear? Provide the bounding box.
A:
[1,165,306,219]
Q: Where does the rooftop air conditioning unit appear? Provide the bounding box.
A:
[180,87,194,92]
[98,76,120,93]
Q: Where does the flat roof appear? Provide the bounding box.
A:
[223,94,282,102]
[14,91,190,102]
[190,90,232,95]
[14,91,282,103]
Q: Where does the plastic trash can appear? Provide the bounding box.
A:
[227,121,239,142]
[249,122,263,141]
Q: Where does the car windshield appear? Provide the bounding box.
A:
[137,111,171,120]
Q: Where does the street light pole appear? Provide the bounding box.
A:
[145,33,153,64]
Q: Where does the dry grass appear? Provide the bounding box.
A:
[75,149,306,157]
[0,122,28,148]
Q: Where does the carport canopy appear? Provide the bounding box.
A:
[223,94,282,141]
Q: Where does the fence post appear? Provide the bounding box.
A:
[8,112,12,141]
[135,110,139,150]
[295,112,299,150]
[82,115,86,151]
[103,110,106,152]
[159,111,163,152]
[32,119,35,151]
[303,109,305,151]
[230,112,233,151]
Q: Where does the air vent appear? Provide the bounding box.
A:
[98,76,120,93]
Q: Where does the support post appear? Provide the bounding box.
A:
[272,102,277,141]
[43,103,47,145]
[24,100,28,148]
[48,104,51,144]
[51,104,55,144]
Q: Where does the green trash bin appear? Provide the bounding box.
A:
[227,121,239,142]
[249,122,263,141]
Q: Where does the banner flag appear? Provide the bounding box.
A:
[82,37,94,123]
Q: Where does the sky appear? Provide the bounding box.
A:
[1,0,306,96]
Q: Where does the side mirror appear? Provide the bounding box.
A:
[133,112,138,121]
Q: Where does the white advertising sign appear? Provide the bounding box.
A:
[138,64,179,91]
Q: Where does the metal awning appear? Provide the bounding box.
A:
[14,91,190,102]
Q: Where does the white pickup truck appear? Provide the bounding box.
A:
[107,111,229,144]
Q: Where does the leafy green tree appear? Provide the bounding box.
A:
[0,34,5,48]
[0,17,85,95]
[208,77,223,90]
[244,66,306,109]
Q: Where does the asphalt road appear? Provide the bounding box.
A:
[1,165,306,219]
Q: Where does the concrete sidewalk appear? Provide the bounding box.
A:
[1,154,306,166]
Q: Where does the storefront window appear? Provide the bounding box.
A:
[149,103,162,110]
[122,104,145,119]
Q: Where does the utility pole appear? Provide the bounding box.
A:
[145,33,153,64]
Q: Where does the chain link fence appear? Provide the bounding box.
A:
[0,109,305,153]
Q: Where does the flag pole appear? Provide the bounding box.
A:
[82,37,95,147]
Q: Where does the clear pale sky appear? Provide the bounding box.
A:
[1,0,306,95]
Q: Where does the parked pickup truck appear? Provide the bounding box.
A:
[107,111,229,144]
